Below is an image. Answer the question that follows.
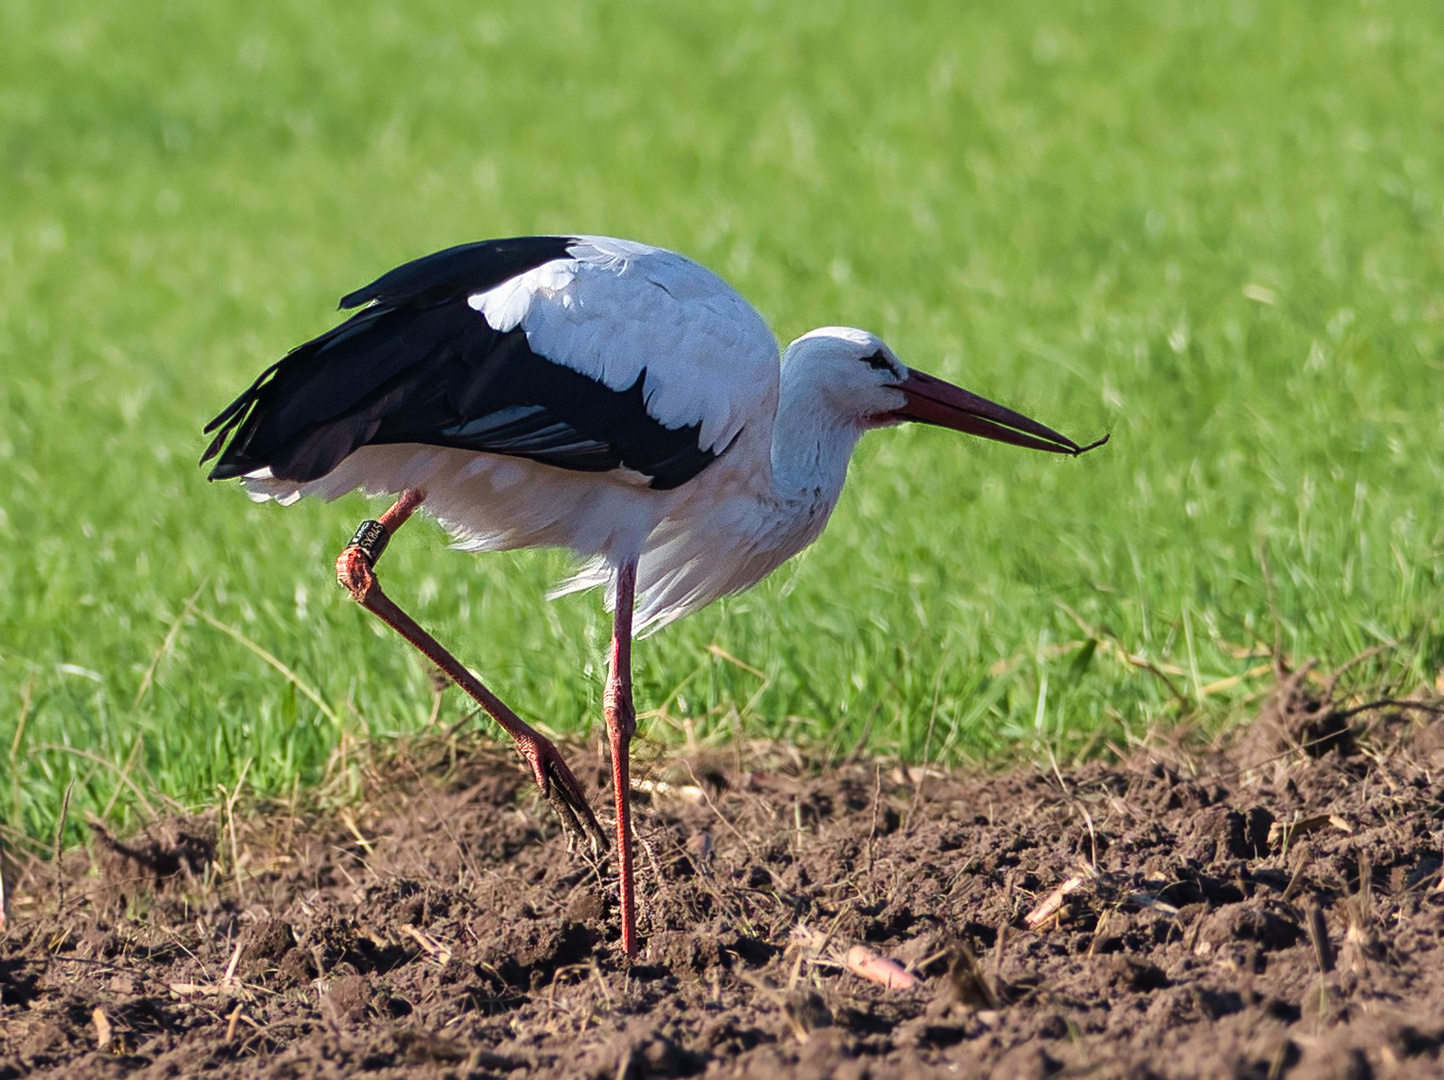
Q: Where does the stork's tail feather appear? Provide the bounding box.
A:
[547,559,612,607]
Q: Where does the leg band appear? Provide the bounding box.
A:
[348,519,390,563]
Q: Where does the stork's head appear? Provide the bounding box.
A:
[781,326,1106,455]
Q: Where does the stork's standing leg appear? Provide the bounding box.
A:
[336,489,605,850]
[605,558,639,956]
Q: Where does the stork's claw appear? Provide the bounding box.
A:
[512,730,606,850]
[543,755,609,853]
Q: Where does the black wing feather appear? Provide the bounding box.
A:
[201,237,719,491]
[338,236,575,310]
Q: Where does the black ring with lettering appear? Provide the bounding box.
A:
[348,520,391,563]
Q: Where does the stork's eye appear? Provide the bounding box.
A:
[863,350,893,372]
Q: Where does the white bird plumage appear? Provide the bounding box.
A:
[237,240,933,632]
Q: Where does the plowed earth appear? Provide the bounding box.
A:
[3,670,1443,1080]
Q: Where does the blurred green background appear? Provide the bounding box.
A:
[3,0,1442,845]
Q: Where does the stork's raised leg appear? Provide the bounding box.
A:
[336,489,606,850]
[605,558,639,956]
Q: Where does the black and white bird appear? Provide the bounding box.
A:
[202,234,1105,956]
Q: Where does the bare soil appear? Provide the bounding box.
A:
[3,670,1444,1079]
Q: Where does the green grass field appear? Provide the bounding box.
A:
[3,0,1442,847]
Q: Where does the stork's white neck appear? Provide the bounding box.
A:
[768,360,868,506]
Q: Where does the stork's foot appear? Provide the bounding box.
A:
[514,732,609,853]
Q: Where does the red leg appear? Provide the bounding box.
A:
[605,558,639,956]
[335,489,605,850]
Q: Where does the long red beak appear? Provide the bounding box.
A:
[885,369,1108,456]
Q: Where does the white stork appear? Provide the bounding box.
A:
[202,235,1106,956]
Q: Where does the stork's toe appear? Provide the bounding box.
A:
[525,742,607,852]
